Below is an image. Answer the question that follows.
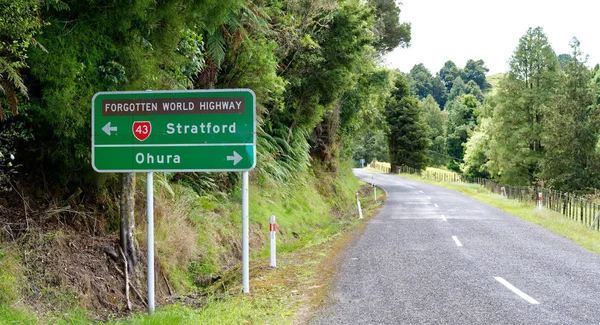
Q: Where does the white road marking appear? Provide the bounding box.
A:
[408,186,414,189]
[494,277,540,305]
[441,215,447,221]
[452,236,463,247]
[434,203,439,208]
[419,190,424,194]
[427,196,431,200]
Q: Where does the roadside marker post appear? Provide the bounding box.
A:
[270,215,277,268]
[501,186,506,198]
[92,89,257,313]
[538,192,543,211]
[373,183,377,202]
[356,191,363,219]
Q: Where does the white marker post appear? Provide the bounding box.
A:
[269,215,277,268]
[501,186,506,198]
[538,192,543,211]
[242,171,250,293]
[373,183,377,202]
[356,190,363,219]
[147,172,155,313]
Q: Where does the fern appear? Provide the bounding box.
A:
[206,30,226,68]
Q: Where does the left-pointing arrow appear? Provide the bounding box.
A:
[102,122,118,136]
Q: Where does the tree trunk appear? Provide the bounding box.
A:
[120,173,137,274]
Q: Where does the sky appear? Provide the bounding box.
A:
[385,0,600,75]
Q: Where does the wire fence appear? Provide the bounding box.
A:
[369,162,600,231]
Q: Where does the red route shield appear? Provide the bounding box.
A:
[132,121,152,141]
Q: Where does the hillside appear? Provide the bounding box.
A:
[486,72,506,95]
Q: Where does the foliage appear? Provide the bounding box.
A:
[557,53,572,70]
[487,27,558,185]
[540,38,600,191]
[461,118,491,179]
[386,74,430,170]
[0,0,45,119]
[0,120,32,192]
[420,95,446,166]
[408,64,446,107]
[592,64,600,105]
[444,96,478,171]
[461,59,491,91]
[368,0,411,53]
[439,60,460,92]
[353,129,389,164]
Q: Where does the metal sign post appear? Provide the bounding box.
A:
[242,171,250,293]
[147,172,155,313]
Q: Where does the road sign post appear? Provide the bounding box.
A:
[92,89,256,312]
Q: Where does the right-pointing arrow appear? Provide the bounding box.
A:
[227,151,243,166]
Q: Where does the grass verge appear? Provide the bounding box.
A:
[102,180,384,325]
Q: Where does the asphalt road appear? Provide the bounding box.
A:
[310,169,600,325]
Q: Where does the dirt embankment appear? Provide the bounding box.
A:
[0,189,173,321]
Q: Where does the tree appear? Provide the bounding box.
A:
[465,80,484,103]
[444,95,478,171]
[408,63,434,98]
[461,59,490,91]
[431,75,447,108]
[447,76,466,102]
[592,64,600,105]
[540,38,600,191]
[488,27,558,185]
[353,128,389,164]
[386,74,429,170]
[407,63,446,107]
[368,0,411,53]
[557,53,573,70]
[462,118,491,179]
[439,60,461,92]
[421,95,446,166]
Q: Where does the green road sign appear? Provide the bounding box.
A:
[92,89,256,172]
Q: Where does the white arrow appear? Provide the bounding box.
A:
[227,151,243,166]
[102,122,118,136]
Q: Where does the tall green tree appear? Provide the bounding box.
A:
[465,80,484,103]
[368,0,411,53]
[461,118,492,179]
[439,60,461,92]
[444,95,478,171]
[386,74,430,170]
[540,38,600,191]
[461,59,490,91]
[421,95,446,166]
[408,63,445,106]
[488,27,558,185]
[447,76,466,102]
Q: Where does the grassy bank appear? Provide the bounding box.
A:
[0,165,384,324]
